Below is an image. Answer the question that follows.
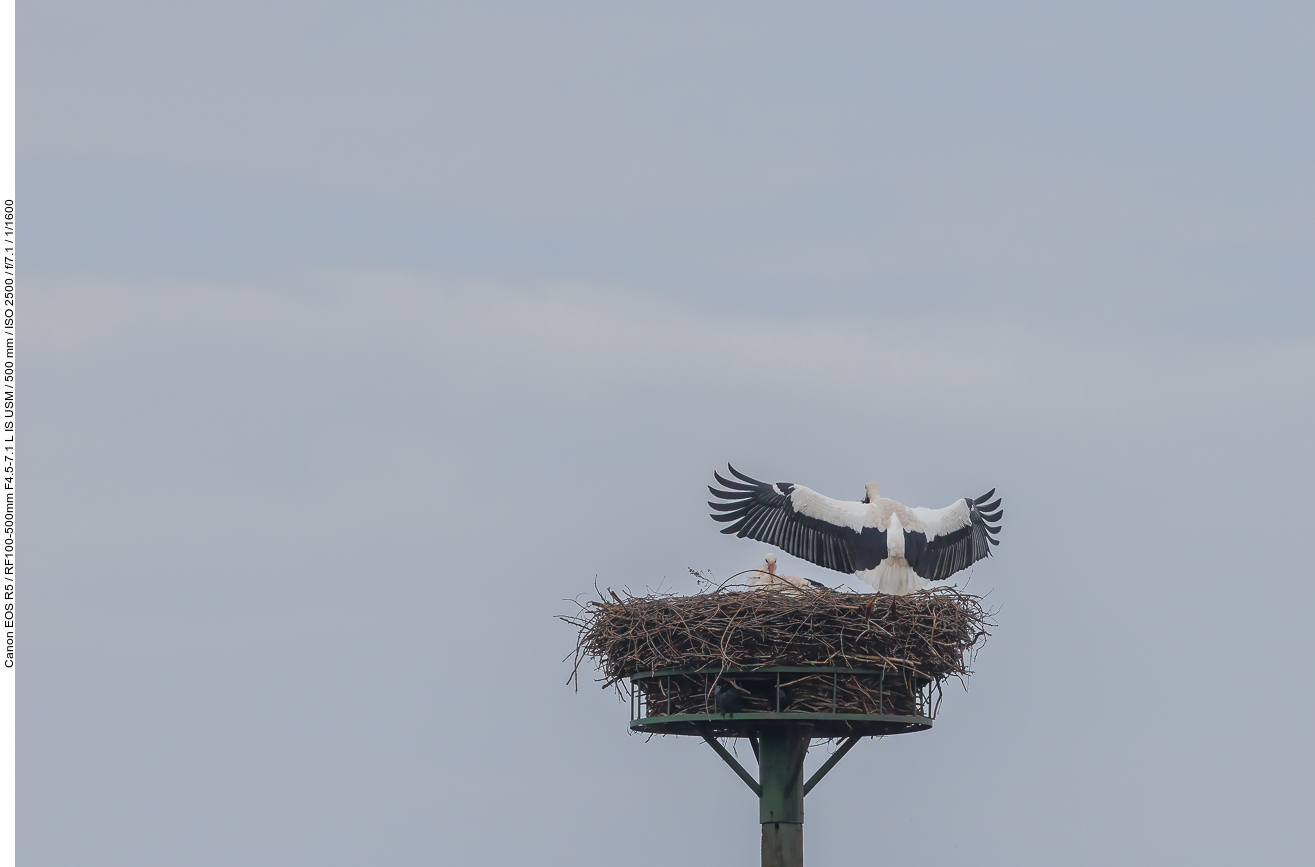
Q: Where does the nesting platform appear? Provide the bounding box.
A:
[565,584,991,867]
[566,584,988,722]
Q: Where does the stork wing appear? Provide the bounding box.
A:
[907,490,1002,582]
[708,465,887,574]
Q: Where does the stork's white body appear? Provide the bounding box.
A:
[868,513,928,595]
[745,554,825,593]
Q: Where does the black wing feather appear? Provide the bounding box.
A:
[707,464,883,575]
[713,471,758,492]
[910,492,1003,582]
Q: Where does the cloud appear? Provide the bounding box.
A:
[31,268,1315,421]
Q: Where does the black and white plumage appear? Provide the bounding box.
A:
[709,465,1002,595]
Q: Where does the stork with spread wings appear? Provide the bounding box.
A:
[709,465,1002,595]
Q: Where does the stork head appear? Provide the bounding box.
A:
[862,482,881,504]
[764,553,777,574]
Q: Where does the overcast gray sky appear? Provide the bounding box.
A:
[21,3,1315,865]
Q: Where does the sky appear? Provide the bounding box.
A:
[20,3,1315,865]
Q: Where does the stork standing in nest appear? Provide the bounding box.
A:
[710,465,1002,595]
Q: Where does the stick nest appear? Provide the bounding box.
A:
[563,584,993,719]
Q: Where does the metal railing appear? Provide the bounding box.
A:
[628,665,941,724]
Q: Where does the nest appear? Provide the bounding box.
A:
[564,584,992,721]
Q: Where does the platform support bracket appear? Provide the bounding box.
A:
[802,735,860,796]
[699,726,762,797]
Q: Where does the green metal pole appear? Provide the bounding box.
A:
[758,725,809,867]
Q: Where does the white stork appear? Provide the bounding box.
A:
[745,553,828,592]
[709,465,1002,595]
